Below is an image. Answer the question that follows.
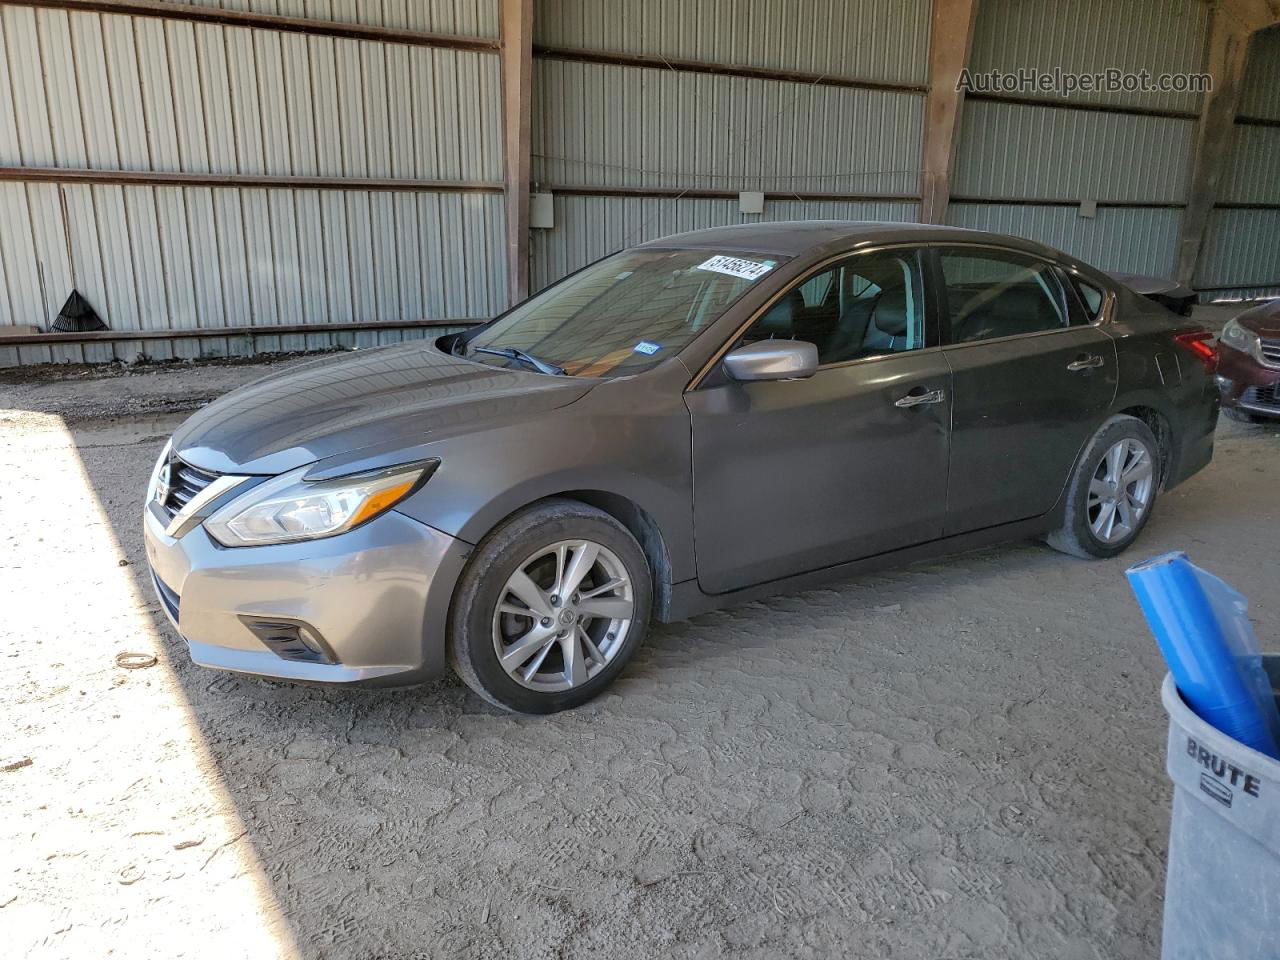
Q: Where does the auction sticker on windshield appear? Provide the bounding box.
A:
[696,255,775,281]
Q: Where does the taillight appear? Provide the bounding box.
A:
[1173,329,1218,373]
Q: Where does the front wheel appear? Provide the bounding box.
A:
[447,499,652,714]
[1046,415,1160,559]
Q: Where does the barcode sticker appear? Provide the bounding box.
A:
[695,255,774,281]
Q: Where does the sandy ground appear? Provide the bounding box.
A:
[2,344,1278,960]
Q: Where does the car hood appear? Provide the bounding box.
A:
[1236,299,1280,338]
[172,341,595,474]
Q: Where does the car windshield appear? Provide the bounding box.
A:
[465,248,786,378]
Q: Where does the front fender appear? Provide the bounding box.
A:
[391,372,697,583]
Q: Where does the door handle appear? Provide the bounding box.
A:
[1067,354,1105,371]
[894,387,946,408]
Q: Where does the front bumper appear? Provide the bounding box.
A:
[1217,344,1280,419]
[143,503,470,685]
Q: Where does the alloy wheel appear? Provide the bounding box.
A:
[492,539,635,692]
[1088,437,1155,544]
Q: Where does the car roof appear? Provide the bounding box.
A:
[637,219,1068,262]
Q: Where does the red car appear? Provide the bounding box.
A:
[1218,300,1280,422]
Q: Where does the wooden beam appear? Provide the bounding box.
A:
[963,90,1199,122]
[500,0,534,305]
[3,0,500,52]
[533,45,928,95]
[1218,0,1280,33]
[949,196,1186,209]
[549,184,919,203]
[920,0,980,224]
[0,166,503,193]
[1175,10,1254,286]
[0,318,483,346]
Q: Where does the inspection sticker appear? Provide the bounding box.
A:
[634,340,662,355]
[695,255,774,281]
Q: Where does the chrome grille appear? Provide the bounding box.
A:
[1261,338,1280,368]
[1240,383,1280,413]
[159,457,220,520]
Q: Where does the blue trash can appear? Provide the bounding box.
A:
[1160,656,1280,959]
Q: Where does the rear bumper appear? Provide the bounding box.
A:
[1164,373,1220,490]
[143,503,470,686]
[1217,344,1280,419]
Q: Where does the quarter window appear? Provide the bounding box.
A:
[1075,279,1105,319]
[940,249,1070,344]
[741,250,926,365]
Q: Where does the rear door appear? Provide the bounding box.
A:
[686,247,952,594]
[935,246,1117,535]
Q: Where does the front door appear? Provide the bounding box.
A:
[686,248,952,595]
[935,246,1118,534]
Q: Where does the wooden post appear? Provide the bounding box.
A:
[920,0,980,225]
[1175,10,1254,286]
[500,0,533,304]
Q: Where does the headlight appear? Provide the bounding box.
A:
[146,439,173,505]
[204,459,438,547]
[1219,319,1261,360]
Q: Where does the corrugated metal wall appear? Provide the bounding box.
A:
[532,59,921,194]
[530,196,919,291]
[953,102,1192,203]
[947,204,1182,277]
[967,0,1209,113]
[0,7,502,178]
[1196,27,1280,297]
[0,1,504,365]
[529,0,928,289]
[536,0,930,84]
[950,0,1207,279]
[152,0,500,38]
[3,0,1276,364]
[1237,27,1280,121]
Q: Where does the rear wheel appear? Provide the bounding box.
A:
[1047,415,1160,559]
[447,499,652,714]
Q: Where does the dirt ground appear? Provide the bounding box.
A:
[2,341,1277,960]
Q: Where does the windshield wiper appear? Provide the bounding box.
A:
[471,345,565,376]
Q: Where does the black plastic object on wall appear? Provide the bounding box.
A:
[50,290,108,333]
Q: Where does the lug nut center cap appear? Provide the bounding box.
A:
[559,609,577,626]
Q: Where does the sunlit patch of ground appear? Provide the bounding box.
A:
[1,411,299,960]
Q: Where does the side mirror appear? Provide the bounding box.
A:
[722,339,818,382]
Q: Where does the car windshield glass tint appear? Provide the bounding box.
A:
[466,248,786,378]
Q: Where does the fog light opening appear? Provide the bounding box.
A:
[238,616,337,665]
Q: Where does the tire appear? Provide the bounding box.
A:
[446,499,652,714]
[1046,415,1161,560]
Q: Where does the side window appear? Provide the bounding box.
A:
[741,250,926,365]
[940,249,1070,344]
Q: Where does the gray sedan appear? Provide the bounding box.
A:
[143,221,1219,713]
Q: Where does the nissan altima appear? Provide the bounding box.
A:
[143,222,1219,713]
